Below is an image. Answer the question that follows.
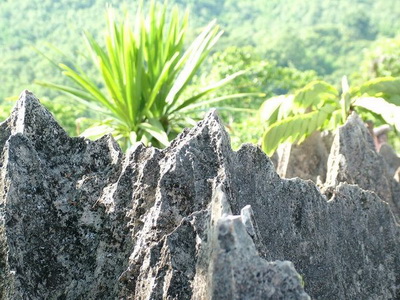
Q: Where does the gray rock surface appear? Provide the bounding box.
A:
[194,185,309,300]
[379,143,400,178]
[0,91,399,299]
[275,132,332,182]
[325,112,400,221]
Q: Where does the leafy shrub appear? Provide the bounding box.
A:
[358,37,400,80]
[37,1,243,149]
[260,76,400,156]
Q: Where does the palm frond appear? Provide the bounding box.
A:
[36,1,247,150]
[293,80,338,111]
[262,105,336,156]
[259,95,294,127]
[358,77,400,106]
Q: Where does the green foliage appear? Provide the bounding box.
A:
[0,102,13,122]
[215,0,396,78]
[260,77,400,156]
[352,76,400,134]
[263,26,370,79]
[356,77,400,106]
[358,38,400,80]
[261,105,338,156]
[353,97,400,132]
[205,46,318,98]
[191,46,318,148]
[0,0,131,132]
[37,1,243,149]
[2,0,400,104]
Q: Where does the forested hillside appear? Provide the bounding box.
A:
[209,0,400,78]
[2,0,399,98]
[1,0,400,145]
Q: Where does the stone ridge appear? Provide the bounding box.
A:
[0,91,399,299]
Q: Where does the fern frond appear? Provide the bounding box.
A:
[293,80,338,111]
[259,95,294,127]
[358,77,400,105]
[326,109,343,131]
[262,105,336,156]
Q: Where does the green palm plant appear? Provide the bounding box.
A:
[37,1,245,149]
[260,76,400,156]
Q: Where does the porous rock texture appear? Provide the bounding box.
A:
[325,112,400,222]
[274,131,333,183]
[0,91,399,300]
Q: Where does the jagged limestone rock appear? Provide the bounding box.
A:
[223,143,399,299]
[379,143,400,178]
[0,91,128,299]
[208,186,309,300]
[325,112,400,221]
[0,91,399,299]
[274,132,332,183]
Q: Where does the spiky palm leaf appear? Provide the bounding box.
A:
[37,1,246,149]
